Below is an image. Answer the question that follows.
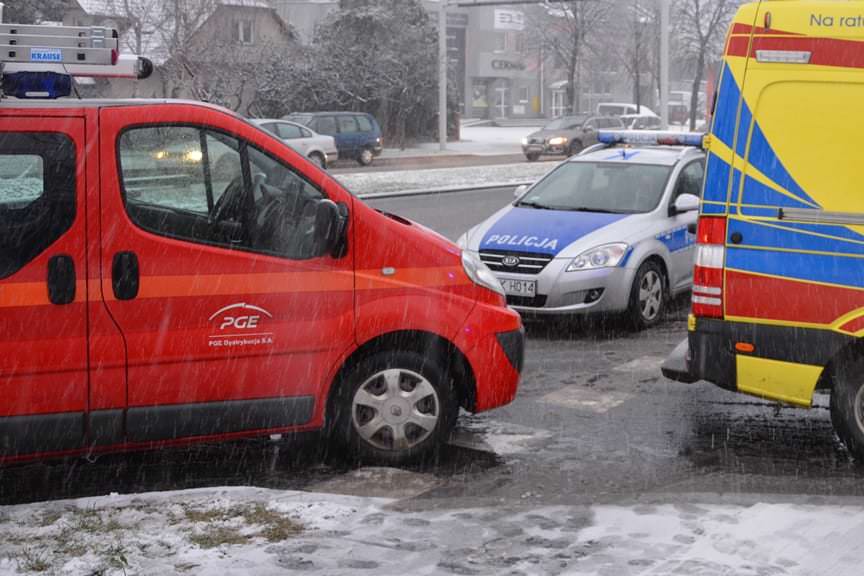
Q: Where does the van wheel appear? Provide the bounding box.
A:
[308,152,326,169]
[331,350,457,465]
[568,140,583,156]
[525,153,540,162]
[627,260,666,330]
[357,148,374,166]
[830,355,864,460]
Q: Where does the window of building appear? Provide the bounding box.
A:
[518,86,529,103]
[514,32,525,54]
[494,32,506,52]
[118,125,328,260]
[233,19,254,45]
[0,133,75,279]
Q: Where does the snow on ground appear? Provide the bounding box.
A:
[381,126,540,158]
[335,161,555,196]
[2,485,863,575]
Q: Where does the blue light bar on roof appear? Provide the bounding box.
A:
[598,130,705,148]
[2,71,71,99]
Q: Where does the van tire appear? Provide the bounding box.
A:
[330,350,457,465]
[830,355,864,460]
[357,148,374,166]
[626,260,666,330]
[525,152,540,162]
[568,140,584,156]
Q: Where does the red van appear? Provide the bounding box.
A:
[0,98,523,465]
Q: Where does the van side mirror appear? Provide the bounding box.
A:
[513,184,528,199]
[672,193,700,215]
[313,199,349,258]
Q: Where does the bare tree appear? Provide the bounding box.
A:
[674,0,738,129]
[613,1,658,113]
[530,1,613,114]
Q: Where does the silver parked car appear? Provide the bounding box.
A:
[250,119,339,169]
[459,130,705,329]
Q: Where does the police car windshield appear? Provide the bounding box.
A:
[517,161,672,214]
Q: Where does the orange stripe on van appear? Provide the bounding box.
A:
[0,281,86,308]
[356,266,470,291]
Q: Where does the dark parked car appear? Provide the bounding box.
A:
[285,111,383,166]
[521,115,625,161]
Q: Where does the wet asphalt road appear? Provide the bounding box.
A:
[1,186,862,507]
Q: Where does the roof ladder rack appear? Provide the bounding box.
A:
[0,23,153,98]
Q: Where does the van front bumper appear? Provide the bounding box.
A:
[455,302,523,413]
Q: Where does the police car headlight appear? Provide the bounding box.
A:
[566,243,629,272]
[462,251,505,296]
[548,136,568,146]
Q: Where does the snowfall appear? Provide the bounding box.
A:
[2,423,863,576]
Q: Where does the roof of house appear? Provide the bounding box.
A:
[72,0,290,65]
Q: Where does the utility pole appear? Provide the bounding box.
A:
[438,0,448,151]
[659,0,670,129]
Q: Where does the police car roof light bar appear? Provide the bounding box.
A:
[597,130,706,149]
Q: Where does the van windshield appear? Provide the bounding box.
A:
[543,116,585,130]
[516,161,671,214]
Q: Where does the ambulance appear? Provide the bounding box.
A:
[0,25,523,464]
[662,0,864,459]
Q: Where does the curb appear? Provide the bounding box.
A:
[331,152,527,172]
[358,181,533,200]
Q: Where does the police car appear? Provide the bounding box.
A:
[458,131,705,328]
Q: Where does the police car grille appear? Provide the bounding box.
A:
[479,251,553,275]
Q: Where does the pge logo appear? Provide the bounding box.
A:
[208,303,273,331]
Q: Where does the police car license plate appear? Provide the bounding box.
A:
[500,279,536,297]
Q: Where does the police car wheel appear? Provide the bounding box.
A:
[830,355,864,460]
[331,350,457,465]
[627,260,666,330]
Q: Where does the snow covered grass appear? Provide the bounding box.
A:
[2,485,864,575]
[335,161,555,197]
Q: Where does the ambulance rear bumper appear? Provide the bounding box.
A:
[661,329,736,391]
[662,318,853,392]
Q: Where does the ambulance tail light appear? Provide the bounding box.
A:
[692,216,727,318]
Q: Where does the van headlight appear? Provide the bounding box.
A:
[521,137,529,146]
[566,243,629,272]
[462,251,505,295]
[548,136,568,146]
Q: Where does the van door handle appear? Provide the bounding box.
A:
[112,251,140,301]
[47,255,76,305]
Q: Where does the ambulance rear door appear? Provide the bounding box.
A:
[723,3,864,335]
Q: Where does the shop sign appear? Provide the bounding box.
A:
[494,9,524,31]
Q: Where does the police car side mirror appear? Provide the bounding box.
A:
[672,193,700,215]
[514,184,528,199]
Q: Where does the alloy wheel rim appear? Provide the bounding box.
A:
[639,270,663,321]
[352,368,440,451]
